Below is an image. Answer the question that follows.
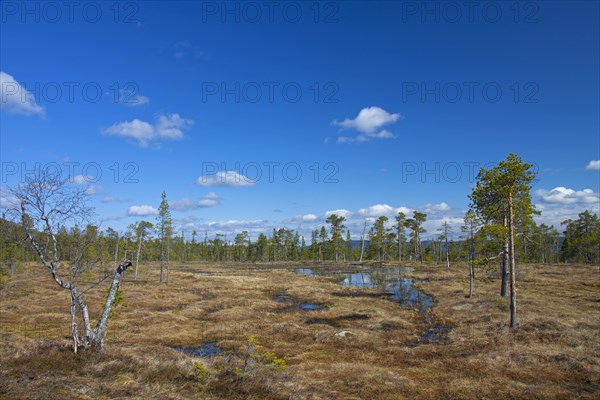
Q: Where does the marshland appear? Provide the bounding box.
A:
[1,260,598,399]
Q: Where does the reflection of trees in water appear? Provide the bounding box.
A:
[296,266,433,312]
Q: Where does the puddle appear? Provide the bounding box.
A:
[274,294,323,311]
[274,294,292,303]
[169,341,224,357]
[300,303,322,310]
[295,267,433,313]
[388,279,434,313]
[294,266,450,345]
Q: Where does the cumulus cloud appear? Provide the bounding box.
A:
[423,202,451,213]
[0,71,45,117]
[176,218,268,236]
[533,202,600,228]
[127,205,159,216]
[535,187,599,204]
[333,106,400,143]
[301,214,318,222]
[102,113,192,147]
[171,192,220,211]
[324,209,354,218]
[287,213,320,224]
[103,119,155,147]
[208,219,266,229]
[155,113,193,139]
[196,171,256,187]
[357,204,411,218]
[585,160,600,170]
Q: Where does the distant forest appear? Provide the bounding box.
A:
[1,209,598,267]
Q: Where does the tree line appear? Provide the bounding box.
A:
[2,203,597,268]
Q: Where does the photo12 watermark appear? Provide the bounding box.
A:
[1,161,140,184]
[198,161,340,185]
[1,80,148,105]
[401,81,540,104]
[199,1,340,24]
[1,1,141,24]
[399,1,540,24]
[201,81,339,104]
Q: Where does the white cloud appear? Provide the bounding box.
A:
[127,205,159,216]
[585,160,600,170]
[208,219,266,229]
[103,119,155,147]
[155,113,193,139]
[357,204,411,218]
[102,113,192,147]
[535,187,599,204]
[175,218,270,239]
[196,171,256,187]
[301,214,318,222]
[333,106,400,143]
[324,209,354,218]
[333,106,400,133]
[423,202,451,213]
[287,213,320,224]
[0,71,45,117]
[171,192,220,211]
[533,202,600,228]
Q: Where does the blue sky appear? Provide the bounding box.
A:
[1,0,599,240]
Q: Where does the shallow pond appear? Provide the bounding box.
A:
[294,266,450,345]
[274,293,323,311]
[294,267,434,313]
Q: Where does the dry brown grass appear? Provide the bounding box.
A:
[0,261,598,399]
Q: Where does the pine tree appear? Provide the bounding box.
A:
[469,153,536,328]
[156,191,173,283]
[326,214,346,262]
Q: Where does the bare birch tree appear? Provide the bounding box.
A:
[8,171,131,351]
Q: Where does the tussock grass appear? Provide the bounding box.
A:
[1,262,598,399]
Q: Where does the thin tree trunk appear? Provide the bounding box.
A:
[501,216,509,297]
[70,290,79,353]
[114,232,119,269]
[445,227,450,268]
[397,232,402,264]
[359,220,366,262]
[418,234,424,265]
[160,227,164,283]
[166,239,170,283]
[135,235,142,279]
[91,260,132,348]
[508,194,517,328]
[469,228,474,298]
